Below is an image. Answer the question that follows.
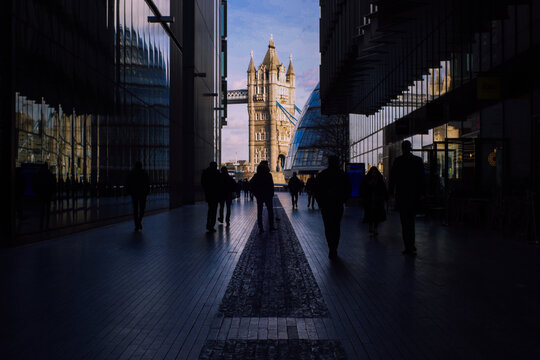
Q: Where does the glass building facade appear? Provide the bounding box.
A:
[2,0,226,244]
[284,83,349,175]
[321,0,540,234]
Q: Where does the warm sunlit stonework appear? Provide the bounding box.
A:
[247,36,296,182]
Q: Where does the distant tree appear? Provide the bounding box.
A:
[314,113,350,169]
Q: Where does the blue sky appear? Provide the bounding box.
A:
[222,0,320,162]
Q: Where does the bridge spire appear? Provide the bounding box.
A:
[247,50,256,73]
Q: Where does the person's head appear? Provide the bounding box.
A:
[401,140,412,154]
[221,166,228,174]
[293,172,297,177]
[135,161,142,170]
[209,161,217,170]
[367,166,381,178]
[327,155,339,169]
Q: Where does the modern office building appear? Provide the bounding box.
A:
[320,0,540,232]
[284,83,350,176]
[1,0,227,245]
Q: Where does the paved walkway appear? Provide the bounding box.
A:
[1,193,539,359]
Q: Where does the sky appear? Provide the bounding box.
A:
[221,0,320,163]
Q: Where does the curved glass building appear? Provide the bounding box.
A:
[284,83,342,175]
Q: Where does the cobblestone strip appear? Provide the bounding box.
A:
[217,198,328,318]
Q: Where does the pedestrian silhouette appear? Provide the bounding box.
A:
[201,161,221,232]
[33,163,56,230]
[389,140,425,255]
[218,166,236,227]
[250,161,275,232]
[126,161,150,232]
[305,174,317,209]
[288,172,301,209]
[315,156,352,259]
[359,166,388,236]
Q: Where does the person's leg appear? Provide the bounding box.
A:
[207,201,216,230]
[321,208,335,257]
[293,193,298,208]
[331,206,344,254]
[266,197,275,229]
[400,209,415,252]
[407,210,416,251]
[290,193,295,208]
[139,196,147,229]
[226,198,232,225]
[133,197,140,230]
[218,200,224,222]
[257,198,264,230]
[210,201,218,229]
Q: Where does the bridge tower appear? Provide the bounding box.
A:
[247,35,296,180]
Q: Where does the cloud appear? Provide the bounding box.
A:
[297,66,319,91]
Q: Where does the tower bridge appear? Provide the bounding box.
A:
[226,36,299,181]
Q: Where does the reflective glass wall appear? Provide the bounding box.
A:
[285,83,350,176]
[13,0,171,235]
[350,1,539,198]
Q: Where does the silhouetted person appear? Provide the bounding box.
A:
[218,166,236,227]
[359,166,388,236]
[250,161,275,232]
[127,161,150,231]
[305,174,317,209]
[315,156,352,259]
[288,172,301,209]
[201,161,221,232]
[33,163,56,230]
[389,140,425,255]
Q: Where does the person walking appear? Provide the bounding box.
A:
[389,140,425,255]
[359,166,388,236]
[315,156,352,259]
[218,166,236,227]
[288,172,301,209]
[250,161,276,232]
[33,163,56,230]
[126,161,150,231]
[201,161,221,232]
[305,174,317,209]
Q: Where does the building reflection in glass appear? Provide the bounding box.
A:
[14,0,171,235]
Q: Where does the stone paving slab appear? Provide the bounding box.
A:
[199,339,347,360]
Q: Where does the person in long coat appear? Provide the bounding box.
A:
[218,166,236,227]
[250,162,275,232]
[389,140,425,255]
[359,166,388,236]
[288,172,301,209]
[305,174,317,209]
[126,161,150,231]
[315,156,352,259]
[201,161,221,232]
